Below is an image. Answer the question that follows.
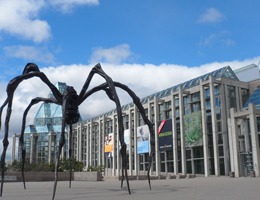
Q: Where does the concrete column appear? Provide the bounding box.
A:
[209,77,219,176]
[179,87,186,175]
[224,85,230,119]
[98,118,103,166]
[243,119,250,153]
[171,92,178,175]
[100,115,106,166]
[154,97,160,176]
[200,81,210,177]
[11,134,17,163]
[220,84,230,175]
[29,134,34,164]
[133,106,138,175]
[230,108,240,177]
[78,124,82,161]
[48,133,52,163]
[61,132,64,159]
[191,147,195,174]
[248,104,260,176]
[67,126,71,160]
[227,118,234,173]
[86,124,90,168]
[128,110,133,175]
[235,87,240,111]
[115,115,120,177]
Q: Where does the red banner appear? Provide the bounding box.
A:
[157,120,166,135]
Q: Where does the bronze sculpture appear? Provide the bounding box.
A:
[0,63,155,199]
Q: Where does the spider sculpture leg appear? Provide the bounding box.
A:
[103,88,130,192]
[81,81,155,191]
[113,82,155,189]
[52,86,80,200]
[77,63,131,193]
[0,63,62,197]
[68,124,73,188]
[52,112,66,200]
[19,97,59,190]
[52,123,75,200]
[0,99,8,127]
[102,88,129,190]
[0,99,12,196]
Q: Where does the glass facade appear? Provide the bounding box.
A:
[23,82,72,164]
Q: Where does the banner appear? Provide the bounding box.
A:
[137,125,150,154]
[104,133,113,153]
[158,119,173,151]
[184,111,202,147]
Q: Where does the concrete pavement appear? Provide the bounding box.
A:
[1,176,260,200]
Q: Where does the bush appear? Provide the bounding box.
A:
[87,165,104,172]
[7,158,84,172]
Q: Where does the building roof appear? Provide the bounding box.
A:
[243,88,260,110]
[234,64,260,82]
[139,66,238,104]
[89,66,238,121]
[234,64,258,74]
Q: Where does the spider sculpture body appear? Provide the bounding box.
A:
[0,63,155,200]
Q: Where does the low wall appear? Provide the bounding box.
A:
[74,172,102,181]
[4,172,102,182]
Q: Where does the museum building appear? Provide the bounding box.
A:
[13,64,260,178]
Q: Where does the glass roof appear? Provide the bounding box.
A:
[128,66,238,104]
[86,66,238,122]
[24,125,36,134]
[243,88,260,109]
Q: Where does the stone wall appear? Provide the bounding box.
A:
[4,172,101,182]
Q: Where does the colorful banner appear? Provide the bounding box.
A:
[158,119,173,151]
[104,133,113,152]
[137,125,150,154]
[184,111,202,147]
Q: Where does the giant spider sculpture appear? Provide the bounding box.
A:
[0,63,155,200]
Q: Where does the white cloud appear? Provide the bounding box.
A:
[198,8,224,24]
[49,0,99,13]
[0,57,260,159]
[0,0,51,43]
[89,44,133,64]
[0,0,100,42]
[4,45,55,64]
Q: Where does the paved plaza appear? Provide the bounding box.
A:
[1,177,260,200]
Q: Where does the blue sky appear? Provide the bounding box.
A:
[1,0,260,159]
[1,0,260,77]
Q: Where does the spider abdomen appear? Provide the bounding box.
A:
[64,86,80,124]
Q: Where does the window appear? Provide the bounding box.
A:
[227,86,236,109]
[165,101,172,119]
[191,92,200,102]
[241,88,249,107]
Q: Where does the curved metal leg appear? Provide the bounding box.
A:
[0,104,12,197]
[120,144,130,194]
[52,119,66,200]
[69,124,73,188]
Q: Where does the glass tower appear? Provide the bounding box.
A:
[23,82,76,164]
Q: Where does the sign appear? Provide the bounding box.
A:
[104,133,113,152]
[137,125,150,154]
[158,119,173,151]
